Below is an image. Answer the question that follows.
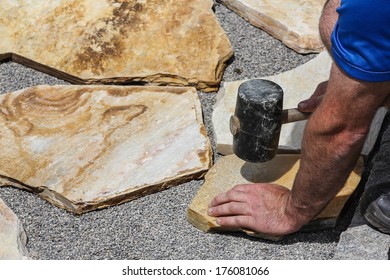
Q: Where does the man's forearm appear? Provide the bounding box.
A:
[288,104,365,223]
[286,64,390,225]
[286,0,390,226]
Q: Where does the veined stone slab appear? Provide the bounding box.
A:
[218,0,326,53]
[0,85,212,214]
[0,198,29,259]
[212,52,386,156]
[187,154,363,240]
[0,0,233,92]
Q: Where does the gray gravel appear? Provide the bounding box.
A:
[0,3,353,260]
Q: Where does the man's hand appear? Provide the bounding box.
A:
[208,183,309,236]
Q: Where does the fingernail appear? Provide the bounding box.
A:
[208,208,213,215]
[216,218,221,225]
[298,101,308,111]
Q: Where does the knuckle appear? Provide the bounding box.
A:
[227,203,237,212]
[234,184,250,192]
[226,189,237,200]
[236,216,251,228]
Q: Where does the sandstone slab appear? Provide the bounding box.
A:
[0,85,212,214]
[212,52,386,156]
[0,0,232,92]
[188,154,363,240]
[0,198,29,259]
[218,0,326,53]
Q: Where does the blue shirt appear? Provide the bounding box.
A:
[331,0,390,82]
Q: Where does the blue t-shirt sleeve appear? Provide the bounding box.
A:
[331,0,390,82]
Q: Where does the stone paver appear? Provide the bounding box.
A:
[0,0,232,91]
[188,154,363,241]
[0,85,211,214]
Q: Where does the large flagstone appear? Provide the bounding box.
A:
[0,0,232,92]
[219,0,326,53]
[188,154,363,240]
[0,198,29,259]
[0,85,212,214]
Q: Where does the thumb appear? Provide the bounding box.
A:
[298,95,323,113]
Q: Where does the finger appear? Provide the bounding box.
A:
[298,95,324,112]
[215,215,254,230]
[208,201,249,217]
[209,188,248,207]
[298,81,327,112]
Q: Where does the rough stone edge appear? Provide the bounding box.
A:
[0,197,30,260]
[217,0,324,53]
[1,153,212,215]
[0,0,234,93]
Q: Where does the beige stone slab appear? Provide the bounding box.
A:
[213,52,332,155]
[0,85,212,214]
[0,198,29,259]
[0,0,233,92]
[187,154,363,240]
[219,0,326,53]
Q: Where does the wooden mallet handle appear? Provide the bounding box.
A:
[281,108,310,124]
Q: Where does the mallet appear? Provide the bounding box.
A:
[230,79,310,163]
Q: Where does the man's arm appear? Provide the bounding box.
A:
[298,0,339,113]
[208,0,390,236]
[286,64,390,228]
[208,64,390,236]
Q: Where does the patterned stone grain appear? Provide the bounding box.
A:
[0,85,212,213]
[0,0,233,92]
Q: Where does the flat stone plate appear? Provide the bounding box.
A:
[0,85,212,214]
[0,0,232,92]
[219,0,326,53]
[188,154,363,240]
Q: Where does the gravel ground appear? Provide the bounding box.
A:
[0,3,356,260]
